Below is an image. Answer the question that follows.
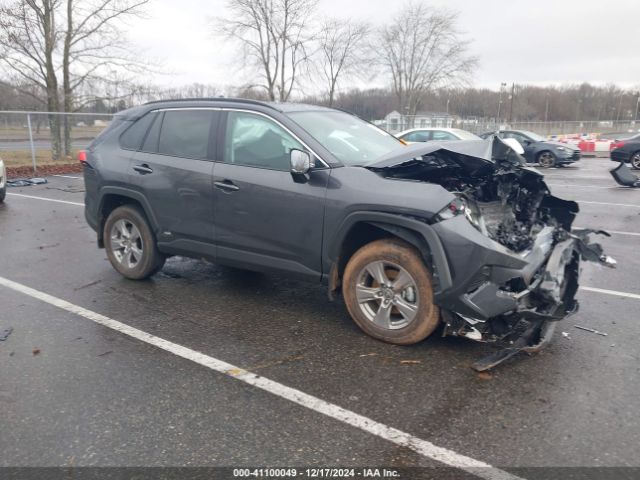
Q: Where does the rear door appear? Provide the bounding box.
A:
[131,108,219,257]
[212,110,330,280]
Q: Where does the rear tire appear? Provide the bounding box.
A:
[0,185,5,203]
[342,238,440,345]
[537,151,556,168]
[631,152,640,170]
[104,205,165,280]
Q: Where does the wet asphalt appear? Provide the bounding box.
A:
[0,158,639,475]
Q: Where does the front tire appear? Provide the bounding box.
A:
[537,151,556,168]
[104,205,165,280]
[631,152,640,170]
[342,238,440,345]
[0,185,5,203]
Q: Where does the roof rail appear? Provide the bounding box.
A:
[142,97,278,110]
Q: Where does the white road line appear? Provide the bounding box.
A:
[53,174,81,179]
[547,184,615,189]
[0,275,519,480]
[575,200,640,208]
[581,286,640,301]
[6,192,84,206]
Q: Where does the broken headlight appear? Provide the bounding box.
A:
[435,196,485,232]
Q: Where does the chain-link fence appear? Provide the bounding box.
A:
[0,111,114,172]
[375,115,640,138]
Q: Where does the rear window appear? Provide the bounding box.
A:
[119,112,158,150]
[158,110,213,159]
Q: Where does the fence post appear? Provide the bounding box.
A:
[26,113,37,174]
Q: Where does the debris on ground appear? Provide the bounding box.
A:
[477,371,493,380]
[7,178,48,187]
[0,327,13,341]
[97,350,113,357]
[359,353,378,357]
[38,243,60,250]
[574,325,608,336]
[32,348,41,355]
[6,163,82,179]
[400,360,421,365]
[562,331,571,339]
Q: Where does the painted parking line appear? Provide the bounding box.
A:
[0,275,519,480]
[581,286,640,301]
[53,174,81,179]
[574,200,640,208]
[547,184,617,189]
[6,192,84,206]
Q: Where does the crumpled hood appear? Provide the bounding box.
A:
[368,137,528,176]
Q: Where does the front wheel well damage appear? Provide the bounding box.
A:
[328,221,434,300]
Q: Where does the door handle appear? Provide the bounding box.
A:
[133,164,153,175]
[214,180,239,192]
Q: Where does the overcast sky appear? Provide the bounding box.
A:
[126,0,640,92]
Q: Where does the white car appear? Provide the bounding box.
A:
[0,158,6,203]
[396,127,481,144]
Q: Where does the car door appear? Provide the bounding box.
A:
[131,108,219,257]
[213,110,330,280]
[431,130,458,142]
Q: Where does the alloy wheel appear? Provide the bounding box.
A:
[538,152,555,168]
[631,153,640,170]
[355,260,419,330]
[110,219,144,269]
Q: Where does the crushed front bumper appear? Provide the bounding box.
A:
[429,216,613,370]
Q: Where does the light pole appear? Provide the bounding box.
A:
[496,82,507,126]
[446,97,450,115]
[544,92,550,122]
[635,93,640,124]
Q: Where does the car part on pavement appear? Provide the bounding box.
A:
[610,161,640,187]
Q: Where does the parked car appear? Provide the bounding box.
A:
[396,127,480,143]
[610,133,640,169]
[0,158,6,203]
[82,98,610,370]
[480,130,581,167]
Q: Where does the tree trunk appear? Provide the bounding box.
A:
[43,0,61,160]
[62,0,73,158]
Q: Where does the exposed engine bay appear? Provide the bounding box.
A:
[367,137,615,370]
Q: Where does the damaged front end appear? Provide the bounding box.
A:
[368,137,615,370]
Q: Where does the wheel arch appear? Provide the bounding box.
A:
[327,212,452,299]
[97,187,158,248]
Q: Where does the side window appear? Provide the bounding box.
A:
[401,131,430,142]
[431,130,456,141]
[119,112,157,151]
[141,112,162,153]
[158,110,213,159]
[224,111,304,171]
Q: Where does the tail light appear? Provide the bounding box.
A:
[611,140,625,150]
[78,150,87,163]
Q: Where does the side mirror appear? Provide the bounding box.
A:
[290,149,311,175]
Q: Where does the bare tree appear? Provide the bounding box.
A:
[215,0,317,101]
[0,0,148,159]
[316,18,369,107]
[376,2,477,118]
[0,0,64,158]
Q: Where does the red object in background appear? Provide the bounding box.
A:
[78,150,87,162]
[578,140,595,152]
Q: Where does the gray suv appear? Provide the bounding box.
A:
[83,98,611,370]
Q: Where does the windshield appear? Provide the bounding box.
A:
[520,130,546,142]
[451,129,481,140]
[287,111,403,165]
